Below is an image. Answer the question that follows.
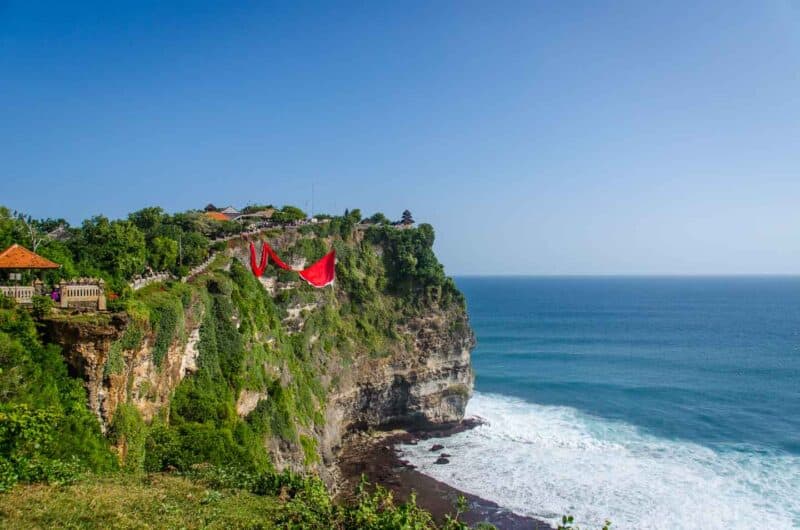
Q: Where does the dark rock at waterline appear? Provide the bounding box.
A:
[434,456,450,464]
[429,444,444,452]
[337,419,553,530]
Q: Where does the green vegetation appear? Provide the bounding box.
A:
[109,404,147,474]
[272,205,308,223]
[0,204,499,528]
[0,305,116,492]
[104,324,144,377]
[0,473,283,529]
[0,468,486,530]
[365,223,464,308]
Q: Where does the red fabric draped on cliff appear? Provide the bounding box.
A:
[249,242,336,288]
[249,242,268,277]
[297,250,336,288]
[263,243,292,271]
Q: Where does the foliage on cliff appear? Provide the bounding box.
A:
[89,216,463,478]
[0,212,484,528]
[0,301,115,492]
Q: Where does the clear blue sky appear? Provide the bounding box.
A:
[2,1,799,275]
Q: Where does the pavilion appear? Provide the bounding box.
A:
[0,243,60,303]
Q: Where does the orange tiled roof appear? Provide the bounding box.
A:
[204,211,230,222]
[0,244,60,269]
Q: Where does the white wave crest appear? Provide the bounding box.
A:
[398,392,800,530]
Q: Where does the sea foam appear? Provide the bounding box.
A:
[398,392,800,529]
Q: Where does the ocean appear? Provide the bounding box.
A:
[399,277,800,529]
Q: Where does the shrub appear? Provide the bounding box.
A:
[0,293,14,309]
[0,457,16,492]
[299,435,319,466]
[109,404,146,474]
[144,419,184,472]
[149,295,184,368]
[0,405,85,488]
[30,295,53,319]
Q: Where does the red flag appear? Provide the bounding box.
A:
[298,250,336,288]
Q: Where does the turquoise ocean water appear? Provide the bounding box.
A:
[400,277,800,529]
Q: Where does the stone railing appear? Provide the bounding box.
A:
[129,272,173,291]
[182,253,218,282]
[0,285,36,304]
[60,279,107,311]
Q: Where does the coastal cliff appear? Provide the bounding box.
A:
[35,223,474,483]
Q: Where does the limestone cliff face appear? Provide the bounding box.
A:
[42,227,475,477]
[320,307,474,472]
[42,308,203,429]
[41,315,126,429]
[328,309,473,428]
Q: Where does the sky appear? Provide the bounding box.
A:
[1,1,799,275]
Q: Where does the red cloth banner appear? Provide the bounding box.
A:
[263,243,292,271]
[249,242,268,277]
[298,250,336,288]
[249,242,335,288]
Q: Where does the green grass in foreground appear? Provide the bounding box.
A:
[0,469,491,530]
[0,473,282,530]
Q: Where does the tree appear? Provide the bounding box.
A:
[401,210,414,225]
[272,206,307,224]
[346,209,362,223]
[128,207,166,235]
[38,240,78,282]
[367,212,390,225]
[178,232,208,267]
[0,207,16,250]
[13,212,46,252]
[149,236,179,271]
[74,216,147,280]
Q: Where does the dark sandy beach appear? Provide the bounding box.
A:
[337,419,553,530]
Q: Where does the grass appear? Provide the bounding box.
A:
[44,311,114,326]
[0,473,281,529]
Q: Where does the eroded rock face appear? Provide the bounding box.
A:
[321,307,475,474]
[41,314,127,429]
[236,389,267,417]
[42,306,205,429]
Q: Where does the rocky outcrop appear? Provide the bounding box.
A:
[319,307,474,481]
[335,312,473,430]
[236,389,267,417]
[41,314,127,428]
[42,305,204,429]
